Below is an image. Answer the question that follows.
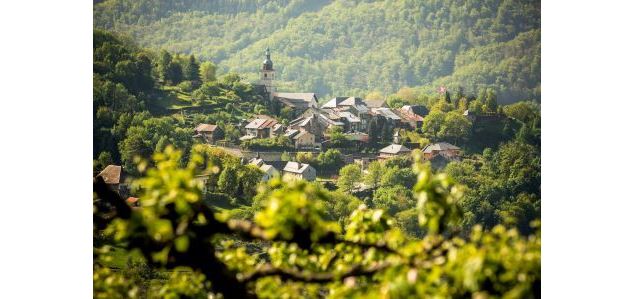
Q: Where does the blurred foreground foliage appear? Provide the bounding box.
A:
[94,146,540,298]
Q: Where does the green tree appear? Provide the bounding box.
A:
[296,152,314,164]
[503,101,540,123]
[165,61,184,85]
[394,208,423,238]
[237,165,263,202]
[457,97,469,112]
[157,50,172,82]
[372,185,414,215]
[386,95,405,108]
[422,110,445,138]
[184,54,201,84]
[430,98,453,112]
[221,72,241,86]
[365,91,383,101]
[94,151,114,172]
[443,90,452,103]
[192,81,222,103]
[217,161,239,196]
[336,164,362,193]
[280,151,291,161]
[279,106,294,120]
[199,61,217,83]
[177,80,194,93]
[316,149,343,170]
[396,87,417,101]
[328,127,347,147]
[133,52,155,91]
[155,135,169,153]
[440,111,472,144]
[380,167,417,189]
[222,124,240,143]
[485,89,498,112]
[384,156,412,169]
[363,160,384,189]
[118,126,152,173]
[468,99,485,114]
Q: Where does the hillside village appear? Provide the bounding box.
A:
[92,33,538,233]
[95,47,510,197]
[190,48,467,181]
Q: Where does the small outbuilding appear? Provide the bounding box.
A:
[194,124,223,144]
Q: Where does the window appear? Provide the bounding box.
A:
[264,74,267,78]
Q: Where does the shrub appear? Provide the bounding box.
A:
[177,80,194,93]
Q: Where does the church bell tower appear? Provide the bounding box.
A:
[260,47,275,94]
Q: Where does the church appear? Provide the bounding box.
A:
[255,48,318,118]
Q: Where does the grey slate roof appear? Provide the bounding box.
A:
[283,161,313,174]
[289,116,312,127]
[401,105,429,117]
[321,97,369,114]
[338,111,361,123]
[292,130,313,140]
[318,113,345,126]
[272,92,316,102]
[422,142,460,153]
[321,97,349,108]
[364,99,387,108]
[379,144,411,154]
[284,129,300,138]
[260,164,277,175]
[373,108,402,120]
[248,158,265,167]
[272,92,318,109]
[272,123,285,132]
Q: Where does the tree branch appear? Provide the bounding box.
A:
[94,178,402,298]
[240,261,392,283]
[93,178,256,299]
[223,218,401,255]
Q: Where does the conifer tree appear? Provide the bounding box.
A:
[184,55,201,84]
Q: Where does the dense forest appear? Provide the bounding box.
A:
[94,0,540,104]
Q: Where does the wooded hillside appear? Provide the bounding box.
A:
[94,0,540,104]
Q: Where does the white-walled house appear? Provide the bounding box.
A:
[282,162,316,181]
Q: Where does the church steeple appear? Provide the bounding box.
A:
[260,47,275,93]
[262,47,273,71]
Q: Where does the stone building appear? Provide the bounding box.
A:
[282,162,316,181]
[422,142,461,159]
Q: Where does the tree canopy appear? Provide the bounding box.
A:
[94,147,540,298]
